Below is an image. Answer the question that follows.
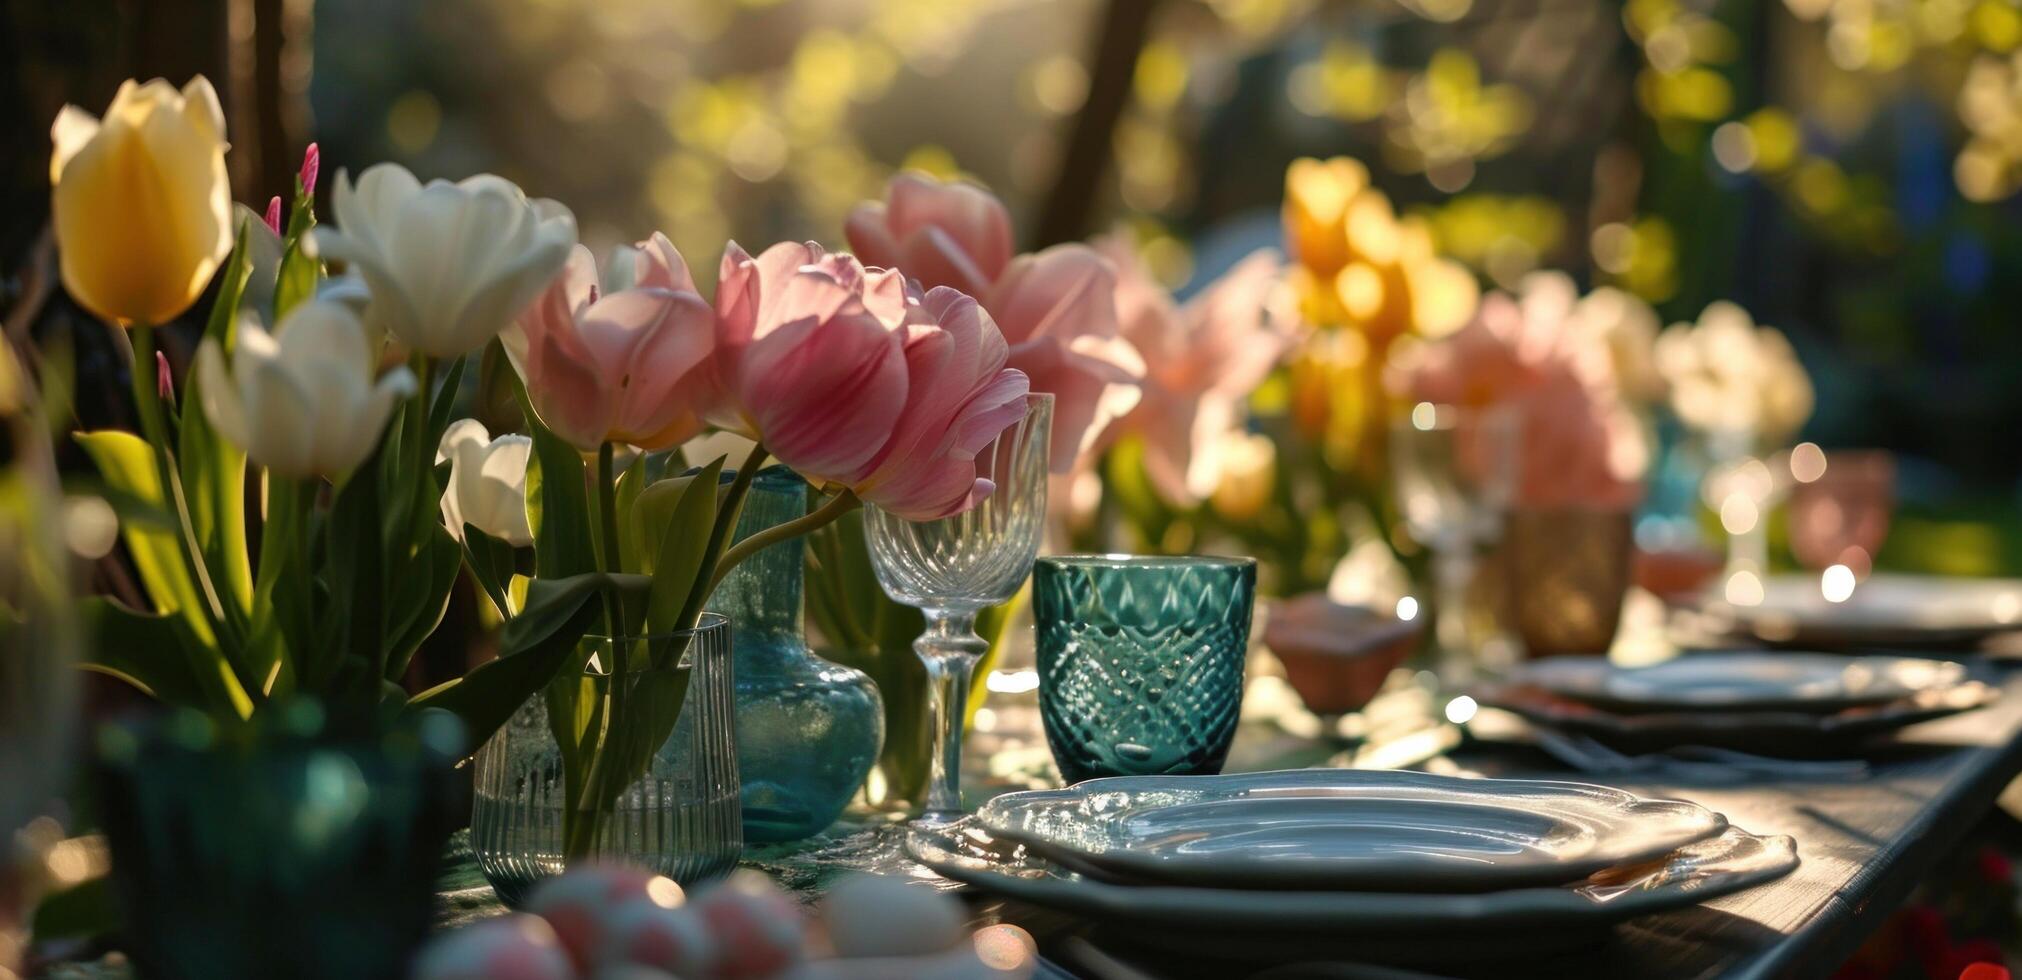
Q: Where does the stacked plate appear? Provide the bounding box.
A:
[907,769,1799,963]
[1478,652,1996,752]
[1703,574,2022,649]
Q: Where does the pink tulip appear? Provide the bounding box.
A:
[711,241,1029,519]
[985,245,1144,474]
[507,232,717,452]
[845,171,1015,299]
[710,241,912,480]
[262,196,282,235]
[1101,235,1293,506]
[859,286,1030,518]
[846,174,1143,475]
[1392,290,1642,510]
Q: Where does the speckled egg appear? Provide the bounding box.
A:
[694,870,809,979]
[821,874,966,959]
[411,914,574,980]
[528,865,686,971]
[600,896,717,976]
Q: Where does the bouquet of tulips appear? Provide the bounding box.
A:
[53,77,608,738]
[48,76,1035,858]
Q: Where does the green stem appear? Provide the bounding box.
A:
[567,440,627,863]
[710,489,861,594]
[130,324,249,687]
[595,441,624,631]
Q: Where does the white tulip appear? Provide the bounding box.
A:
[436,419,534,547]
[195,298,416,479]
[311,163,577,358]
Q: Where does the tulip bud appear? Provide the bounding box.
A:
[263,196,283,235]
[155,351,174,404]
[298,142,320,198]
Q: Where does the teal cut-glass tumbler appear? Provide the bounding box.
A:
[1033,555,1257,785]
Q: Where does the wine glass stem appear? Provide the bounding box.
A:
[1433,546,1474,679]
[916,608,986,821]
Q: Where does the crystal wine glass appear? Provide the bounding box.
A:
[1389,402,1519,677]
[864,392,1052,822]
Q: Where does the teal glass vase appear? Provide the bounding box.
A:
[96,704,464,980]
[710,466,882,842]
[1033,555,1256,785]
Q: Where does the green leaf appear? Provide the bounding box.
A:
[649,457,723,634]
[559,655,689,858]
[521,391,595,579]
[323,452,386,696]
[76,597,251,719]
[382,522,462,681]
[75,431,215,649]
[31,874,118,942]
[462,524,520,618]
[409,572,613,746]
[612,454,646,573]
[179,218,255,623]
[426,355,469,453]
[249,475,317,700]
[274,191,321,322]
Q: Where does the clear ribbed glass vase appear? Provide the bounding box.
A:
[470,615,741,905]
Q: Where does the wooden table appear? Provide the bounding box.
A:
[977,666,2022,980]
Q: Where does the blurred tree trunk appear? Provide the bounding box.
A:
[239,0,315,205]
[1033,0,1159,249]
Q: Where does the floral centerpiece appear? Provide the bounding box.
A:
[44,75,1032,899]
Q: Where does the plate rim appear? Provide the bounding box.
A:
[909,819,1800,935]
[1512,652,1964,715]
[975,768,1729,891]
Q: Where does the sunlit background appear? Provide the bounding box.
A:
[5,0,2022,570]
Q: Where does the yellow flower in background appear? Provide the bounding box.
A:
[1281,156,1478,352]
[1289,329,1371,470]
[1283,156,1369,280]
[50,76,233,326]
[1209,430,1278,523]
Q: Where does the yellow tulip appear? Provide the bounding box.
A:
[50,76,232,326]
[1282,156,1367,279]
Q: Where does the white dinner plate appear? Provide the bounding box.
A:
[1476,678,1999,753]
[974,769,1726,891]
[1706,574,2022,648]
[1513,653,1965,715]
[908,818,1799,962]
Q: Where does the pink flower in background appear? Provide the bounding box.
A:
[985,245,1144,474]
[711,241,1029,519]
[262,196,282,235]
[1392,288,1643,510]
[1100,234,1294,506]
[847,172,1143,474]
[505,233,717,452]
[844,172,1013,299]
